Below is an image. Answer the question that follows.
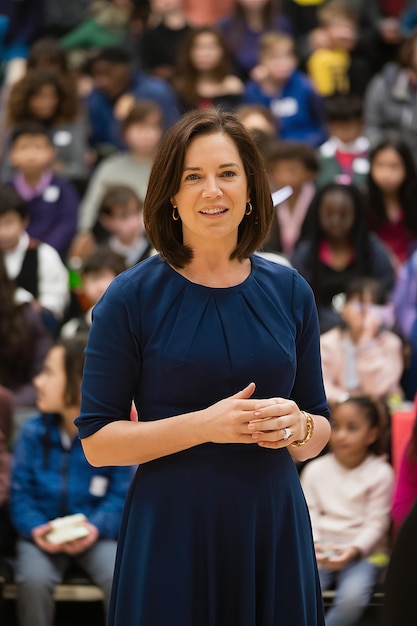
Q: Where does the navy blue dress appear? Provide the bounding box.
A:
[76,254,329,626]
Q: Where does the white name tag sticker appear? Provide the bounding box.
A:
[53,130,72,146]
[43,185,60,203]
[271,97,298,118]
[89,476,109,497]
[353,158,370,174]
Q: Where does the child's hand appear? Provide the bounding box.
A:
[323,546,361,571]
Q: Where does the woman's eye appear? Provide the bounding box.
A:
[221,170,236,178]
[185,174,200,181]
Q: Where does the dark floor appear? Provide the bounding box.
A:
[1,599,105,626]
[1,599,384,626]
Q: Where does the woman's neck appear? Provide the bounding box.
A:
[176,250,251,288]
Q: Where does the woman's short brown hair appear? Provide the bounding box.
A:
[144,108,273,267]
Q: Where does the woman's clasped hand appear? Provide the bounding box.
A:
[201,381,307,447]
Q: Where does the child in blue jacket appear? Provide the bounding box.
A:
[10,335,134,626]
[243,32,327,148]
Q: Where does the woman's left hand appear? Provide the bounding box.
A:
[247,398,306,448]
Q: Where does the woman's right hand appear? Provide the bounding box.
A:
[200,382,259,444]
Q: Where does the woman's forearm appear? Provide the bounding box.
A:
[80,411,207,467]
[288,414,331,463]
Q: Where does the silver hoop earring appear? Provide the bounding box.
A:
[172,207,180,221]
[245,202,253,216]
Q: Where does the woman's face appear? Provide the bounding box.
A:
[28,84,59,120]
[34,345,68,414]
[170,132,250,250]
[190,33,223,72]
[371,147,406,194]
[318,189,355,240]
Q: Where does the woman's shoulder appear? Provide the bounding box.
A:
[100,255,171,302]
[253,253,314,304]
[253,252,295,279]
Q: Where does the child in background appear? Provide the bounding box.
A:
[7,122,79,260]
[60,247,126,339]
[0,385,14,557]
[315,93,370,190]
[10,336,134,626]
[320,276,403,407]
[139,0,192,82]
[306,1,367,98]
[0,184,69,334]
[235,103,277,137]
[59,1,132,56]
[243,32,327,147]
[95,186,153,267]
[3,68,88,184]
[366,137,417,267]
[173,26,245,114]
[0,250,53,421]
[71,99,163,263]
[301,396,394,626]
[291,182,396,333]
[391,248,417,400]
[262,140,319,258]
[216,0,293,81]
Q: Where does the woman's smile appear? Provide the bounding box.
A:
[199,205,229,216]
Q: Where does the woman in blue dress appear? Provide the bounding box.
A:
[75,108,331,626]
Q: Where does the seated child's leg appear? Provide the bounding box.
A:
[15,539,70,626]
[324,559,380,626]
[318,567,335,592]
[75,539,117,612]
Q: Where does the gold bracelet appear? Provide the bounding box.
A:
[291,411,314,447]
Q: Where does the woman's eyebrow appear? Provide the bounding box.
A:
[183,162,240,172]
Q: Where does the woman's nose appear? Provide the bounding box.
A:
[202,178,222,198]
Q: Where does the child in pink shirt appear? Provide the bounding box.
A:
[301,396,394,626]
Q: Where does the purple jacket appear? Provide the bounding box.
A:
[12,174,79,259]
[391,250,417,339]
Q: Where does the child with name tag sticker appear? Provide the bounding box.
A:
[10,336,134,626]
[8,122,79,260]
